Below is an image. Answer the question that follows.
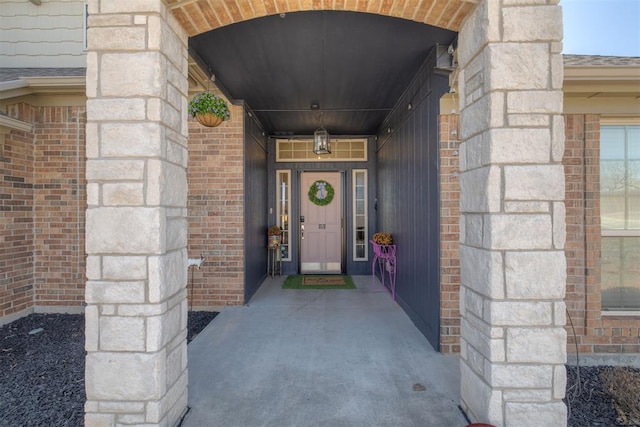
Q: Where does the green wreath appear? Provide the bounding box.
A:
[308,180,335,206]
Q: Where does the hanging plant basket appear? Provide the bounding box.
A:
[188,92,230,128]
[195,113,223,128]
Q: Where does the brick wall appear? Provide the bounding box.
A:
[564,114,640,354]
[439,114,461,353]
[33,106,86,308]
[440,113,640,355]
[0,103,86,320]
[0,108,35,319]
[187,104,245,309]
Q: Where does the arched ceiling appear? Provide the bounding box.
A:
[168,0,477,36]
[188,11,457,135]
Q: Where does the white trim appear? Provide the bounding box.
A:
[352,169,368,261]
[600,117,640,125]
[602,230,640,237]
[601,311,640,316]
[275,170,292,261]
[0,115,33,133]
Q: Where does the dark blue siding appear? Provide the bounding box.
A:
[244,108,269,301]
[376,49,448,350]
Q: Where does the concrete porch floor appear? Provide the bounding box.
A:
[182,275,467,426]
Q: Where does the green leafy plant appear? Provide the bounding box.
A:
[188,92,230,120]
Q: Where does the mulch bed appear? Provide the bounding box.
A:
[0,312,635,426]
[0,311,217,427]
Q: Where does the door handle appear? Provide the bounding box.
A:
[301,224,304,240]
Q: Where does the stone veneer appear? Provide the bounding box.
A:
[84,1,190,425]
[457,1,567,425]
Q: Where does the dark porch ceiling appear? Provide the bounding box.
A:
[189,11,456,136]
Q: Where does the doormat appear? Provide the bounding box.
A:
[282,275,356,289]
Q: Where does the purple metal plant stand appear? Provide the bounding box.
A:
[370,240,397,300]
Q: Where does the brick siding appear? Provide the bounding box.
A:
[439,114,461,353]
[33,106,86,308]
[0,104,86,318]
[168,0,474,36]
[187,105,245,309]
[438,113,640,355]
[564,114,640,354]
[0,106,36,319]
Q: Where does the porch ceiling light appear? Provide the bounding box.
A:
[313,128,331,155]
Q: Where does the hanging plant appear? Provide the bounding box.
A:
[308,180,335,206]
[188,92,231,127]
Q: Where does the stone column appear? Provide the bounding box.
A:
[84,1,189,425]
[457,1,567,426]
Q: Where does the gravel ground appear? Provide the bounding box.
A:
[565,365,625,426]
[0,313,633,427]
[0,312,217,427]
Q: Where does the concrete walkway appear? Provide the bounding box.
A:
[182,275,467,427]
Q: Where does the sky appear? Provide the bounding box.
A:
[561,0,640,56]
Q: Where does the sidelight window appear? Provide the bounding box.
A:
[353,169,368,261]
[276,170,291,261]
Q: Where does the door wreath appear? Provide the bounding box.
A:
[308,180,335,206]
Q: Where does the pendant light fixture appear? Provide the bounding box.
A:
[313,109,330,155]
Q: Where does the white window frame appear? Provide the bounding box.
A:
[599,123,640,313]
[276,138,367,162]
[276,170,292,261]
[352,169,368,261]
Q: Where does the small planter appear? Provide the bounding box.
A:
[189,92,230,128]
[195,113,223,128]
[268,235,281,247]
[267,225,282,247]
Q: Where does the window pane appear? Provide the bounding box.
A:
[601,159,626,229]
[630,160,640,229]
[600,127,625,160]
[601,237,640,310]
[628,126,640,159]
[276,171,291,261]
[600,126,640,311]
[352,170,367,260]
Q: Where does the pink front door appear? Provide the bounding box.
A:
[300,172,342,274]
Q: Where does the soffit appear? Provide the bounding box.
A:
[189,10,457,135]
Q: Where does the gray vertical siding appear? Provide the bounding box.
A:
[244,108,269,301]
[376,49,448,350]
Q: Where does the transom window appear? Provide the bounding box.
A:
[600,125,640,311]
[276,138,367,162]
